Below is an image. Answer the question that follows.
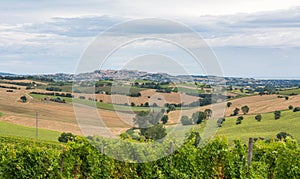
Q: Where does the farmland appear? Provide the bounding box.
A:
[217,110,300,144]
[1,77,300,143]
[0,121,60,141]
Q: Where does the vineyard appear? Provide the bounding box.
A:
[0,134,299,178]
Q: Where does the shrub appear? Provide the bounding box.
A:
[293,107,300,112]
[255,114,262,122]
[274,110,281,120]
[181,116,193,125]
[276,131,293,141]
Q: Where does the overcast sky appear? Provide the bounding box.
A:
[1,0,300,78]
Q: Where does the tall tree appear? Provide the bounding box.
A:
[241,105,250,115]
[204,109,213,119]
[232,108,240,116]
[227,102,232,107]
[274,110,281,120]
[192,111,207,124]
[181,116,193,125]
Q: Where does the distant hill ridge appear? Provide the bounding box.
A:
[0,72,15,76]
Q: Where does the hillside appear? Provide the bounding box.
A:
[217,109,300,144]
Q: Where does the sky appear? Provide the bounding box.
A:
[1,0,300,78]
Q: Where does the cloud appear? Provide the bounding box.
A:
[1,3,300,76]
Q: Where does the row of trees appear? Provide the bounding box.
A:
[181,109,213,125]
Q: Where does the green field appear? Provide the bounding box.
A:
[30,93,152,112]
[217,110,300,144]
[0,121,61,142]
[279,88,300,95]
[177,87,205,94]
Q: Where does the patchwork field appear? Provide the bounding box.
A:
[1,79,300,142]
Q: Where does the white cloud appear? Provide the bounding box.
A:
[1,1,300,76]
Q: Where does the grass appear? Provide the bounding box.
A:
[0,121,61,142]
[37,85,72,92]
[177,87,205,94]
[30,93,152,112]
[279,88,300,95]
[30,94,73,102]
[73,98,152,112]
[217,110,300,144]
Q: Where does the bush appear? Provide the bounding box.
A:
[276,132,293,141]
[181,116,193,125]
[58,132,76,143]
[255,114,262,122]
[236,116,244,125]
[293,107,300,112]
[274,110,281,120]
[217,118,225,127]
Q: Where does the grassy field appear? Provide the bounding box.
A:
[217,109,300,144]
[177,87,205,94]
[279,88,300,95]
[0,121,61,142]
[30,93,151,112]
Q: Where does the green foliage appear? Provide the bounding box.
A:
[276,132,293,141]
[293,107,300,112]
[232,107,240,116]
[227,102,232,107]
[142,124,167,140]
[1,135,300,178]
[204,109,213,119]
[58,132,76,143]
[217,118,225,127]
[192,111,207,124]
[274,110,281,120]
[181,116,193,125]
[20,95,27,102]
[236,116,244,125]
[241,105,250,114]
[255,114,262,122]
[161,115,169,124]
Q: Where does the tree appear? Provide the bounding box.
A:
[285,96,289,100]
[293,107,300,112]
[241,105,250,115]
[58,132,76,143]
[227,102,232,107]
[274,110,281,120]
[255,114,262,122]
[142,124,167,140]
[20,95,27,102]
[289,105,294,110]
[161,115,168,124]
[276,132,293,141]
[144,102,150,107]
[181,116,193,125]
[192,111,207,124]
[204,109,213,119]
[130,102,135,107]
[232,108,240,116]
[217,117,225,127]
[236,116,243,125]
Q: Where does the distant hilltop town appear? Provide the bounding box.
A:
[1,69,300,88]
